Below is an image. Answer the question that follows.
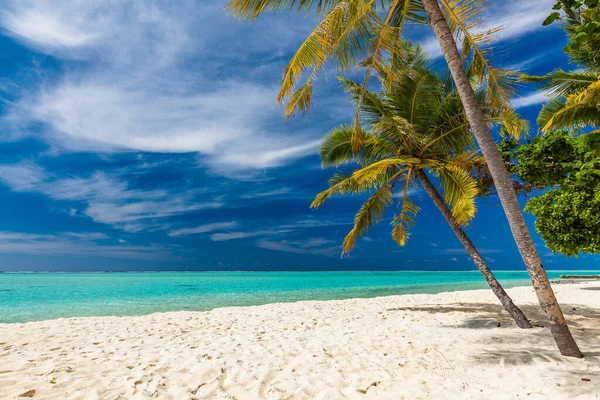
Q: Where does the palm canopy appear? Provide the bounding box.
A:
[310,46,516,253]
[227,0,523,148]
[522,69,600,133]
[521,7,600,134]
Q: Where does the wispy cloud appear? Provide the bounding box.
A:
[210,229,291,242]
[276,217,354,230]
[204,215,354,243]
[1,0,320,174]
[240,188,292,199]
[169,222,238,237]
[512,91,548,109]
[421,0,557,58]
[256,237,340,257]
[0,163,222,232]
[0,231,170,260]
[392,186,421,198]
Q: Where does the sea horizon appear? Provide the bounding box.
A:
[2,268,599,273]
[2,270,598,324]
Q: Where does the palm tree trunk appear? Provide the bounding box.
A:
[415,169,532,329]
[420,0,583,357]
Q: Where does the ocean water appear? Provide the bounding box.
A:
[0,270,596,323]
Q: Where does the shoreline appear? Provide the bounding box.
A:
[1,282,598,399]
[0,278,595,325]
[0,279,586,326]
[2,269,599,273]
[5,270,599,324]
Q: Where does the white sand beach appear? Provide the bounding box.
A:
[0,282,598,399]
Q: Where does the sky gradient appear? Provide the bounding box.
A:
[0,0,598,271]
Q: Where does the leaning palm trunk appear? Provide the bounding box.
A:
[415,169,532,329]
[421,0,582,357]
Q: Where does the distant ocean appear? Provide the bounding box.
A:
[1,270,597,323]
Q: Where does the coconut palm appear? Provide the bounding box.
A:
[522,69,600,134]
[227,0,582,356]
[311,49,532,328]
[521,3,600,134]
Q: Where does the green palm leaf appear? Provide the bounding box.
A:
[343,184,393,252]
[391,171,420,246]
[436,165,478,225]
[521,69,600,99]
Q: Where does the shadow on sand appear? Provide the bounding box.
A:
[387,294,599,397]
[386,300,599,357]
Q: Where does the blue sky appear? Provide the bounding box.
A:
[0,0,598,271]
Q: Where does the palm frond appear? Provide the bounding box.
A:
[440,0,517,108]
[319,124,354,167]
[537,97,566,132]
[351,157,421,184]
[521,69,600,99]
[311,169,394,208]
[339,77,390,124]
[343,184,393,252]
[436,165,478,225]
[284,79,313,117]
[226,0,341,21]
[538,81,600,132]
[276,0,378,116]
[444,150,484,170]
[499,108,529,140]
[350,0,407,152]
[391,170,420,246]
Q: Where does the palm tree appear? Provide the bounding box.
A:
[522,69,600,134]
[227,0,582,356]
[419,0,582,357]
[522,4,600,135]
[311,50,532,328]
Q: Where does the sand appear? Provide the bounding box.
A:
[0,282,598,399]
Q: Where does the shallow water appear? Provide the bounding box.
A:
[0,270,596,323]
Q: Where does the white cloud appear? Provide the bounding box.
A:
[420,0,557,59]
[210,229,291,242]
[205,216,354,243]
[65,232,109,240]
[2,5,101,48]
[22,81,280,154]
[0,163,222,232]
[491,0,558,40]
[512,91,548,109]
[169,222,239,237]
[209,140,321,173]
[419,38,443,59]
[240,187,292,199]
[0,231,168,260]
[0,162,45,190]
[392,186,421,198]
[256,237,339,257]
[1,0,320,174]
[276,217,354,229]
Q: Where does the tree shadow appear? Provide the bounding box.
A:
[386,301,600,366]
[386,302,598,330]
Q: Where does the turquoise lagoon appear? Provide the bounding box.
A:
[0,270,596,323]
